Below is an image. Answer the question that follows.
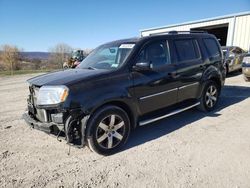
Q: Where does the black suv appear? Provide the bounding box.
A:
[23,31,225,155]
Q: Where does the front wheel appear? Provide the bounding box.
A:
[86,105,131,155]
[243,75,250,82]
[197,81,220,112]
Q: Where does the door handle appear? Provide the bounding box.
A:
[200,65,205,70]
[168,72,178,78]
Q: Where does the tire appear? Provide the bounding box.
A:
[243,75,250,82]
[197,80,220,112]
[86,105,131,155]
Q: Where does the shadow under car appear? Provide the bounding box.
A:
[123,85,250,151]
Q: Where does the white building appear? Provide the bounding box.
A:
[140,12,250,51]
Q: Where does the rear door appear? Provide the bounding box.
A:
[172,37,204,102]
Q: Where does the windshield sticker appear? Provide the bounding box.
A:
[119,44,135,49]
[111,64,119,68]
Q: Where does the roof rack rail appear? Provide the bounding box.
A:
[148,30,208,36]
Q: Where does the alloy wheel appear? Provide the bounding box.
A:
[96,114,125,149]
[205,85,218,108]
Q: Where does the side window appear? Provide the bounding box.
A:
[203,38,220,58]
[232,47,238,54]
[137,41,170,68]
[174,39,200,62]
[235,47,243,55]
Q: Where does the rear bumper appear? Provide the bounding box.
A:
[22,112,64,134]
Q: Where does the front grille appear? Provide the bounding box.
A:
[28,85,48,122]
[29,85,39,106]
[36,108,48,122]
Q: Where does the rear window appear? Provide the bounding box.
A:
[174,39,200,62]
[203,38,220,58]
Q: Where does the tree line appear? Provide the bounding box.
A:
[0,43,92,75]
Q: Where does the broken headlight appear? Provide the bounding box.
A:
[37,85,69,105]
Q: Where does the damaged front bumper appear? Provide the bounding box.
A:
[22,112,64,134]
[22,110,89,148]
[23,84,89,147]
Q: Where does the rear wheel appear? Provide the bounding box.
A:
[197,81,219,112]
[86,105,130,155]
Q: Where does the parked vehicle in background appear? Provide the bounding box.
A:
[23,31,225,155]
[63,50,85,69]
[242,53,250,81]
[222,46,246,75]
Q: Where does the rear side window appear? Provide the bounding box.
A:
[203,38,220,58]
[174,39,200,62]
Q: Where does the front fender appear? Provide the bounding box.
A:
[84,87,135,114]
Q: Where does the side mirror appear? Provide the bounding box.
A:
[133,62,151,71]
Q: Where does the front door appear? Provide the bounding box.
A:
[132,40,178,115]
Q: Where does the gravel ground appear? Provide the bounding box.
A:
[0,72,250,188]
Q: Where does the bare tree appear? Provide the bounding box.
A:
[0,53,4,71]
[31,59,42,70]
[49,43,72,68]
[0,45,20,75]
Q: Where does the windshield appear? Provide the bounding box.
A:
[78,42,135,70]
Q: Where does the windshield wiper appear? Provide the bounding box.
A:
[84,66,96,70]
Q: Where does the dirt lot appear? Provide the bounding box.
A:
[0,73,250,188]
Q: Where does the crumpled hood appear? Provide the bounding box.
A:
[27,68,108,86]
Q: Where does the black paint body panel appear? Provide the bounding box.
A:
[27,33,226,128]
